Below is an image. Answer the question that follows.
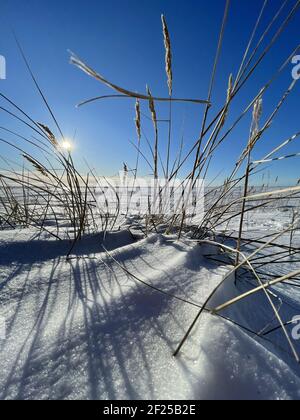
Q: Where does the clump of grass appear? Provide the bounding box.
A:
[1,0,300,363]
[68,0,300,362]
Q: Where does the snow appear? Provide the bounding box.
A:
[0,219,300,400]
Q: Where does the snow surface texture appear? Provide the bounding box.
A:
[0,223,300,400]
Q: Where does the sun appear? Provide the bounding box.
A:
[61,140,73,152]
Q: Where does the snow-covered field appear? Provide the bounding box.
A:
[0,208,300,400]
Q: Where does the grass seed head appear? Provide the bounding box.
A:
[161,15,173,97]
[135,99,141,140]
[22,154,49,178]
[37,123,59,147]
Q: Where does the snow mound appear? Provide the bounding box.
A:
[0,230,300,400]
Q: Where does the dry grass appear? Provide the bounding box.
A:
[1,0,300,362]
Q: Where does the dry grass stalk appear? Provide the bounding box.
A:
[37,123,59,147]
[1,4,299,365]
[219,73,233,129]
[70,52,209,106]
[235,94,263,266]
[135,99,141,140]
[161,14,174,178]
[226,73,233,103]
[253,131,300,166]
[147,86,159,179]
[174,220,299,357]
[212,269,300,314]
[250,94,263,140]
[161,14,173,96]
[22,154,49,178]
[147,87,157,131]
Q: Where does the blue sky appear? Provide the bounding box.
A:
[0,0,299,185]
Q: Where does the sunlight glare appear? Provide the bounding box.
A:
[61,140,73,152]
